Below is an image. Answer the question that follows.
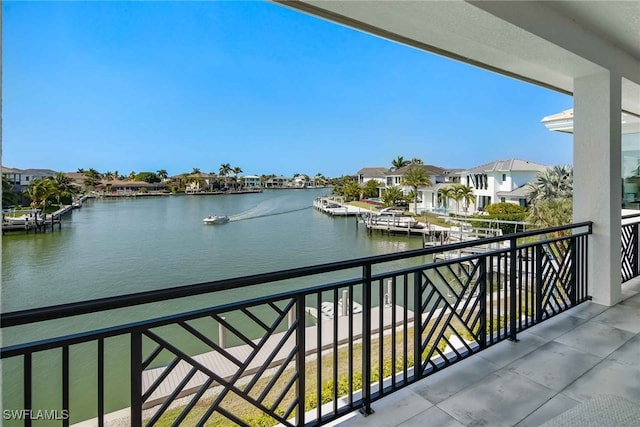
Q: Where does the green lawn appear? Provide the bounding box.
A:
[347,201,380,211]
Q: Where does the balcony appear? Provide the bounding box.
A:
[9,220,637,426]
[328,282,640,427]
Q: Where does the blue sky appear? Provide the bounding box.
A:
[3,1,573,177]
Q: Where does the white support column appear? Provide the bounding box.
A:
[573,72,622,306]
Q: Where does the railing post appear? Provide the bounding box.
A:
[509,237,518,342]
[535,245,543,323]
[634,223,639,279]
[413,271,422,380]
[360,263,374,416]
[218,317,227,349]
[130,331,143,427]
[569,237,577,306]
[296,295,306,427]
[479,257,487,350]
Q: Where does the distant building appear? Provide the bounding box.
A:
[1,167,57,190]
[356,167,390,186]
[242,175,262,188]
[459,159,547,210]
[96,180,167,195]
[265,176,289,188]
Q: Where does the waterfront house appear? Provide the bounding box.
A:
[265,175,289,188]
[1,167,57,191]
[184,172,218,193]
[64,172,88,188]
[384,164,459,212]
[291,175,309,188]
[356,167,390,186]
[458,159,547,211]
[241,175,262,188]
[96,180,167,196]
[2,2,639,426]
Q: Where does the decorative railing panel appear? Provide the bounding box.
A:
[1,222,591,427]
[622,213,640,283]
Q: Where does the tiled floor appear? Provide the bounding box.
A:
[329,280,640,427]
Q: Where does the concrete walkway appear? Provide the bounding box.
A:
[328,280,640,427]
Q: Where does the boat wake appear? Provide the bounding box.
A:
[229,198,312,222]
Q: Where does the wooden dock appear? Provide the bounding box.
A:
[313,197,368,216]
[1,197,90,235]
[2,215,62,234]
[141,305,413,408]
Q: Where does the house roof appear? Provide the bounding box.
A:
[2,167,21,174]
[65,172,86,180]
[391,164,446,176]
[356,167,390,177]
[461,159,547,174]
[496,184,531,198]
[2,167,57,176]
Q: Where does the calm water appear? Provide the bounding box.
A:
[3,189,424,313]
[2,189,428,424]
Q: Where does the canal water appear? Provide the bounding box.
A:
[2,189,430,425]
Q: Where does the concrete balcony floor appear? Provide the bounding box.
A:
[329,280,640,427]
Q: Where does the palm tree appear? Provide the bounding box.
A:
[527,198,573,230]
[2,176,20,207]
[526,165,573,203]
[410,158,424,165]
[437,187,450,210]
[219,163,232,188]
[157,169,168,181]
[363,180,380,198]
[449,184,466,216]
[232,166,243,189]
[191,168,201,175]
[127,171,136,181]
[24,178,55,211]
[103,171,114,181]
[207,172,217,191]
[402,166,432,214]
[454,184,475,214]
[391,156,410,170]
[381,186,405,207]
[180,173,191,190]
[52,172,76,206]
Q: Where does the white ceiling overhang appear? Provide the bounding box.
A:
[276,0,640,115]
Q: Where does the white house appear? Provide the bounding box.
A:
[265,176,289,188]
[459,159,547,211]
[241,175,262,188]
[1,167,57,190]
[388,164,460,212]
[291,175,310,188]
[185,173,217,193]
[357,167,390,186]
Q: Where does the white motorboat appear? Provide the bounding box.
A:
[202,215,229,224]
[370,210,424,229]
[4,214,44,225]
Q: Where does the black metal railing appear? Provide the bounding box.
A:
[1,222,592,427]
[622,212,640,283]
